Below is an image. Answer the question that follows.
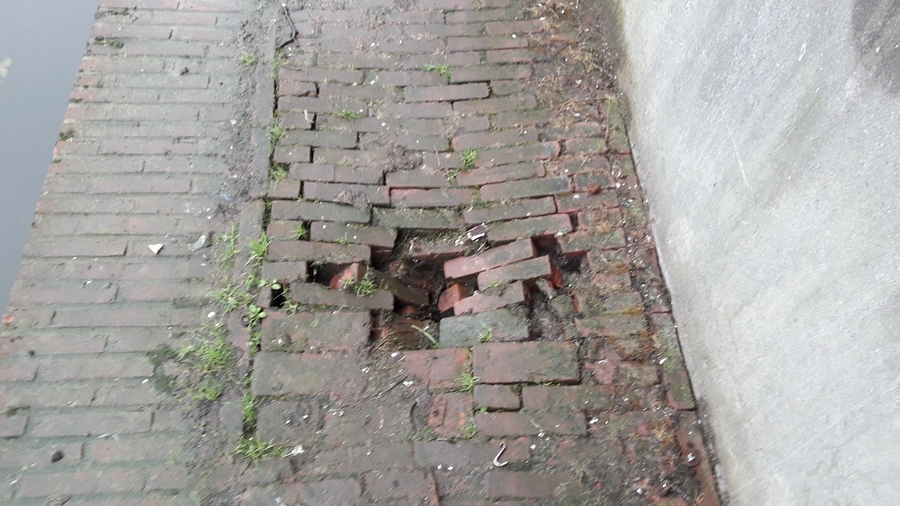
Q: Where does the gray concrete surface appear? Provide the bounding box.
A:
[611,0,900,503]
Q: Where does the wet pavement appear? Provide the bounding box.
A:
[0,1,719,504]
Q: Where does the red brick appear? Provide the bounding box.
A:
[252,351,366,397]
[453,94,537,115]
[448,36,528,52]
[463,197,556,224]
[456,162,546,186]
[475,409,587,437]
[454,281,527,315]
[474,384,520,410]
[400,348,469,389]
[485,20,545,34]
[0,416,27,437]
[30,411,152,437]
[365,470,437,501]
[444,239,535,279]
[481,177,570,202]
[289,282,393,310]
[16,470,145,498]
[391,188,474,208]
[405,83,489,102]
[439,283,473,314]
[473,341,578,384]
[477,255,560,289]
[427,393,473,437]
[486,214,573,242]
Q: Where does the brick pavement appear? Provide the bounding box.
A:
[1,0,720,504]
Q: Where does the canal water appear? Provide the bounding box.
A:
[0,0,97,313]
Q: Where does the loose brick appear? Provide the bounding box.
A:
[481,177,570,202]
[439,308,529,347]
[289,282,393,310]
[271,200,370,222]
[444,239,535,279]
[473,341,579,384]
[486,214,572,242]
[454,281,526,315]
[485,470,584,498]
[405,83,489,102]
[391,188,474,208]
[463,197,556,224]
[477,255,560,289]
[438,283,473,314]
[269,240,369,266]
[252,352,366,397]
[310,222,396,249]
[474,384,520,410]
[400,348,469,390]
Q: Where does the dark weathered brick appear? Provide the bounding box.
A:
[448,36,528,52]
[260,310,370,352]
[400,348,469,390]
[456,162,546,186]
[29,411,152,437]
[476,411,587,437]
[268,241,371,263]
[373,208,462,230]
[439,308,530,347]
[310,222,397,249]
[405,83,489,102]
[474,384,521,410]
[252,352,367,397]
[16,470,146,498]
[391,188,474,208]
[557,229,626,256]
[481,177,570,202]
[386,170,452,188]
[289,282,393,310]
[473,341,579,384]
[271,200,370,222]
[484,470,584,498]
[463,197,556,224]
[450,64,532,83]
[486,214,573,242]
[279,67,364,84]
[304,181,390,206]
[365,470,437,501]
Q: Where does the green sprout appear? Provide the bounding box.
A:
[343,271,377,297]
[335,109,364,120]
[411,325,439,348]
[247,233,270,266]
[455,370,480,393]
[424,64,452,80]
[460,148,478,169]
[478,324,493,343]
[235,437,287,463]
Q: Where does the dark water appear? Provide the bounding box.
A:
[0,0,98,313]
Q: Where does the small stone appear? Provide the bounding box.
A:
[190,233,211,251]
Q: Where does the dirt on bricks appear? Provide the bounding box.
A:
[0,0,721,505]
